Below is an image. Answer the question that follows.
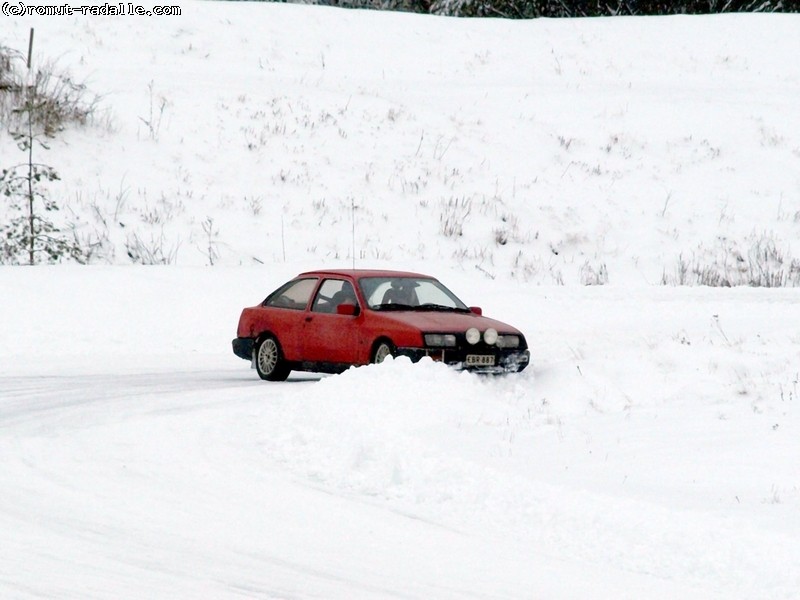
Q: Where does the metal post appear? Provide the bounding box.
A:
[27,28,34,69]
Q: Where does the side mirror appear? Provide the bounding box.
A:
[336,303,359,316]
[469,306,482,316]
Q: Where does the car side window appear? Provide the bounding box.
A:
[264,278,318,310]
[312,279,358,313]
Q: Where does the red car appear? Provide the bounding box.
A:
[232,269,530,380]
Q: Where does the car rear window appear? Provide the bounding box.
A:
[264,278,318,310]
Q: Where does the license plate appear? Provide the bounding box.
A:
[466,354,495,366]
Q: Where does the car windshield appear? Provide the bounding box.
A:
[358,277,469,312]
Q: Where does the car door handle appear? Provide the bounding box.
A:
[305,316,313,322]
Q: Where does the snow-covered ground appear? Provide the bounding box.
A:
[1,3,800,598]
[1,266,798,598]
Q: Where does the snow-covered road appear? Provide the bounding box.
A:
[0,365,701,599]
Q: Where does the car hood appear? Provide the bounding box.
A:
[374,310,523,335]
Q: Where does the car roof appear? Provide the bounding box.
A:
[297,269,434,280]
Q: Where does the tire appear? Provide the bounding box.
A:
[371,340,395,364]
[255,335,290,381]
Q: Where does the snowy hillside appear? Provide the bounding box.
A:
[1,3,799,599]
[2,3,799,283]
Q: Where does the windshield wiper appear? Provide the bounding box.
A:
[411,303,467,312]
[372,303,415,311]
[372,303,469,312]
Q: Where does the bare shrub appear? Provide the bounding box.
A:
[580,261,609,286]
[125,231,180,265]
[139,80,168,141]
[246,195,263,216]
[199,216,220,266]
[1,46,98,136]
[662,235,800,287]
[67,218,114,264]
[493,212,531,246]
[439,196,472,238]
[493,227,509,246]
[136,190,185,226]
[511,250,564,285]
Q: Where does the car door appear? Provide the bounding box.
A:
[302,278,361,364]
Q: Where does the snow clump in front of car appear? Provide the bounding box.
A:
[259,355,529,502]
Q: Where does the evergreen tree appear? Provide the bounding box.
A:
[1,97,82,265]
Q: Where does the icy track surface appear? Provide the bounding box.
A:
[1,267,799,599]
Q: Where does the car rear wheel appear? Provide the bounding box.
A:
[372,340,395,364]
[255,335,290,381]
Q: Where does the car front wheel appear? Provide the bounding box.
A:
[371,340,395,364]
[255,335,290,381]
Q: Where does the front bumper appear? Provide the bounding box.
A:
[396,346,530,374]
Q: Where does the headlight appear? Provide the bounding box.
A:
[496,335,520,348]
[424,334,457,347]
[465,327,480,345]
[483,328,498,345]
